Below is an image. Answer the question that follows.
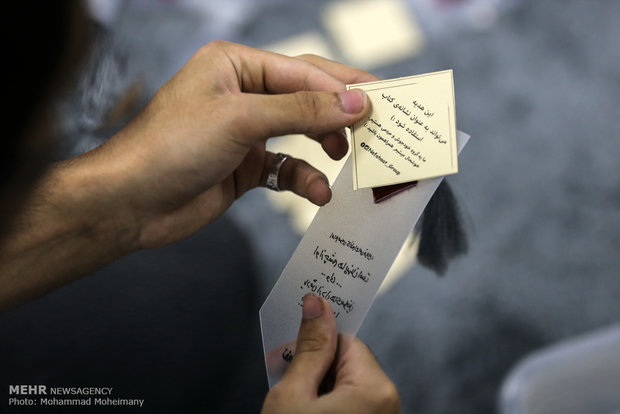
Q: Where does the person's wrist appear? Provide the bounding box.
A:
[55,151,143,257]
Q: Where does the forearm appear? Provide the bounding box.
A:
[0,43,375,313]
[0,152,139,312]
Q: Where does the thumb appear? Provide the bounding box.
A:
[280,294,338,393]
[236,89,369,144]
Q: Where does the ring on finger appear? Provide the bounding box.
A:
[266,153,290,192]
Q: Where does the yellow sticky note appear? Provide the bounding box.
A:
[348,70,458,190]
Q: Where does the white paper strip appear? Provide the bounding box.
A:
[260,131,470,387]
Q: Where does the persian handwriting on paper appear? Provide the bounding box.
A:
[362,113,430,175]
[312,246,371,283]
[282,347,293,362]
[350,70,457,190]
[294,233,375,319]
[361,92,450,176]
[386,96,446,146]
[393,103,411,117]
[328,232,374,260]
[300,278,355,316]
[412,99,437,118]
[260,126,469,388]
[261,71,463,390]
[381,93,395,103]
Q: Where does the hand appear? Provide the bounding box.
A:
[261,295,401,414]
[0,41,379,311]
[97,41,377,249]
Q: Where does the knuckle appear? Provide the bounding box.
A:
[205,39,230,51]
[374,381,401,410]
[295,92,322,131]
[196,40,232,57]
[304,169,325,189]
[297,329,331,354]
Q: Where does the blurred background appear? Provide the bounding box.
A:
[2,0,619,413]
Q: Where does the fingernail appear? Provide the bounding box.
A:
[302,294,323,320]
[339,89,366,114]
[320,174,330,187]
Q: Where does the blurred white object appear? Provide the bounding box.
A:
[88,0,124,25]
[262,32,336,59]
[500,324,620,414]
[322,0,425,69]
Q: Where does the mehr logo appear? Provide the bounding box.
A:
[9,385,47,395]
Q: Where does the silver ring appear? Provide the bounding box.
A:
[266,153,290,191]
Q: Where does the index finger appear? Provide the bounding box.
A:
[295,54,380,85]
[219,42,347,94]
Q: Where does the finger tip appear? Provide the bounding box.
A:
[328,150,346,161]
[322,132,349,160]
[308,178,331,206]
[302,293,325,319]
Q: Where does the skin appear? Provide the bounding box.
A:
[262,295,401,414]
[0,42,374,310]
[0,41,401,413]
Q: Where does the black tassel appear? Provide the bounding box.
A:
[416,180,468,275]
